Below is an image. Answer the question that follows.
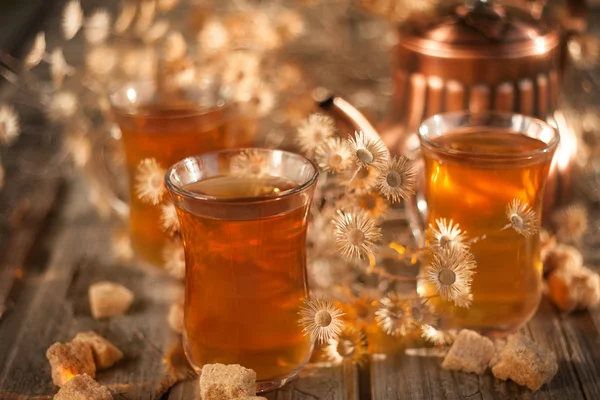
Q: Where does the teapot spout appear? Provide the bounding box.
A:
[317,95,381,143]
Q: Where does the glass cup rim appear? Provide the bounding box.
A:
[418,111,560,159]
[108,79,231,120]
[165,147,320,204]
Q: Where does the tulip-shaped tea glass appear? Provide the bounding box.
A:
[165,148,318,392]
[108,81,255,267]
[415,112,559,334]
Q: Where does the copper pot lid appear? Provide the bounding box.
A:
[399,1,559,59]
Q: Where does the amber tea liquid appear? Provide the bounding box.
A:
[419,130,553,333]
[177,176,312,382]
[115,104,254,266]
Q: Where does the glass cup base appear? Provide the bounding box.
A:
[256,368,303,393]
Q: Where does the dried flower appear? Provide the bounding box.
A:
[421,324,455,346]
[452,292,473,309]
[135,0,156,34]
[221,51,260,87]
[333,209,382,259]
[162,238,185,280]
[114,2,136,34]
[299,297,345,344]
[63,133,91,167]
[112,230,133,262]
[376,155,415,203]
[86,46,117,76]
[348,131,389,172]
[428,218,467,249]
[62,0,83,40]
[350,192,389,219]
[236,81,276,118]
[163,31,187,62]
[324,327,368,365]
[47,91,78,121]
[158,0,179,12]
[230,149,268,178]
[426,246,476,305]
[120,47,157,79]
[506,199,538,237]
[297,114,336,154]
[198,18,230,56]
[144,19,170,43]
[248,13,282,51]
[343,165,378,192]
[276,9,305,41]
[374,292,417,336]
[134,158,166,205]
[0,104,20,146]
[85,9,111,45]
[50,48,68,88]
[24,32,45,69]
[160,202,180,235]
[551,204,588,242]
[315,137,351,174]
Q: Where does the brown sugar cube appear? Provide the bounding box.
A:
[543,244,583,275]
[547,266,600,312]
[199,363,257,400]
[72,331,123,370]
[491,334,558,390]
[232,397,267,400]
[89,281,134,319]
[54,373,113,400]
[441,329,495,374]
[168,301,184,334]
[46,342,96,387]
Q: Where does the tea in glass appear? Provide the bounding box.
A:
[417,112,558,333]
[110,82,255,266]
[165,149,318,392]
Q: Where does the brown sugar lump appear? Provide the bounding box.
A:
[46,341,96,387]
[441,329,495,374]
[491,334,558,390]
[72,331,123,370]
[89,281,134,319]
[547,266,600,312]
[54,373,113,400]
[232,397,267,400]
[168,300,184,334]
[543,244,583,275]
[199,363,257,400]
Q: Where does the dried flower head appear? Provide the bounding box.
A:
[333,209,382,259]
[428,218,467,249]
[348,131,389,172]
[198,18,230,56]
[221,51,260,87]
[0,104,20,146]
[63,133,91,167]
[114,1,136,34]
[248,13,282,51]
[160,202,180,235]
[86,46,117,76]
[343,165,378,192]
[144,19,170,43]
[50,48,69,88]
[24,32,45,69]
[62,0,83,40]
[421,324,455,346]
[276,9,305,41]
[315,137,351,174]
[376,155,415,203]
[297,114,336,154]
[135,0,156,34]
[324,327,368,365]
[374,292,417,336]
[47,91,78,121]
[231,149,268,178]
[236,81,276,118]
[85,9,111,45]
[135,158,166,205]
[452,292,473,309]
[350,192,389,219]
[506,199,539,237]
[299,297,345,344]
[163,31,187,62]
[162,238,185,280]
[158,0,179,12]
[551,204,588,242]
[426,246,476,306]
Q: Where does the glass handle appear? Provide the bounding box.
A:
[88,132,129,220]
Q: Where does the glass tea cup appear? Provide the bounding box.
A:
[165,148,318,392]
[414,111,559,334]
[99,80,256,267]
